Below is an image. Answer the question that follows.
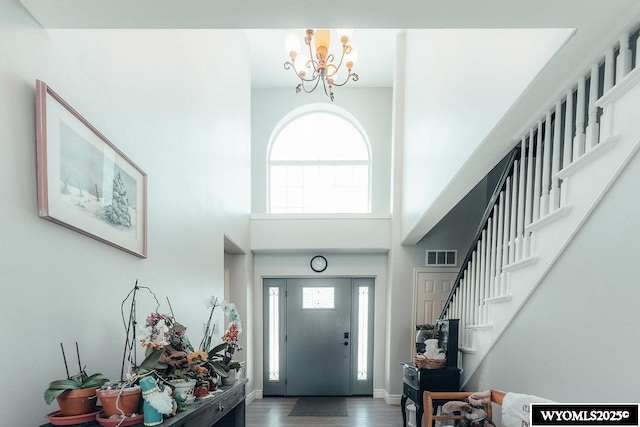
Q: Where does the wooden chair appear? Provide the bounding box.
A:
[423,390,507,427]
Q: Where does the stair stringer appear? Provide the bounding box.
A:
[457,67,640,387]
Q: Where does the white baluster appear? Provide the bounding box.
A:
[586,63,600,150]
[574,77,587,159]
[494,191,505,295]
[452,294,457,319]
[464,272,471,342]
[484,218,493,324]
[524,130,534,257]
[616,33,632,83]
[604,48,615,93]
[501,178,511,290]
[516,141,526,260]
[489,205,498,301]
[532,121,543,221]
[478,231,486,324]
[508,170,518,266]
[471,251,477,325]
[562,89,574,170]
[540,112,552,217]
[550,101,562,211]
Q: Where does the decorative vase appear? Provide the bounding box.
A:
[221,370,235,386]
[96,386,141,417]
[169,379,196,404]
[56,387,99,416]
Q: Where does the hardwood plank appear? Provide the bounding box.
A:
[247,397,404,427]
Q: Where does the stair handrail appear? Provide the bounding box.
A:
[438,145,521,319]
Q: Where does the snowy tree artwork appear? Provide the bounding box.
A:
[104,171,132,228]
[37,80,146,257]
[57,122,138,237]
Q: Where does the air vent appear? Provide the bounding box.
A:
[426,250,457,266]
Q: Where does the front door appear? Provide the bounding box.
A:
[285,278,352,395]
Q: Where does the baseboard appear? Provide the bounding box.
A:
[373,389,386,399]
[383,390,402,405]
[247,390,262,404]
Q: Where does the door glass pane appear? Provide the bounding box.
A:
[302,287,335,309]
[268,287,280,381]
[357,286,369,380]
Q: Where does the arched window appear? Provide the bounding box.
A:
[268,106,371,213]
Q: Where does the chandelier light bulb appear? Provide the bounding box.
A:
[294,53,309,77]
[285,30,301,59]
[314,29,330,62]
[337,28,354,44]
[344,45,359,69]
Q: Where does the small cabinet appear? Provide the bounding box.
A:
[400,364,460,427]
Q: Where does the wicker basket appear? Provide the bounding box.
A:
[414,355,447,369]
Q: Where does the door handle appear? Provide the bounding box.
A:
[344,341,349,346]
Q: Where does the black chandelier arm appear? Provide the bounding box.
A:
[284,60,323,83]
[297,76,322,94]
[331,72,359,88]
[322,78,335,102]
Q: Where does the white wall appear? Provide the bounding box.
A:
[0,3,251,425]
[251,252,388,395]
[251,87,393,214]
[400,29,573,240]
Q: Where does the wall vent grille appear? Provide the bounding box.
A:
[426,250,457,266]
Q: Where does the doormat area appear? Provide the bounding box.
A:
[288,396,348,417]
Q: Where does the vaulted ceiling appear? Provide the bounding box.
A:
[18,0,640,243]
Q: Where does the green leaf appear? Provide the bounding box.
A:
[227,361,242,371]
[207,361,230,377]
[83,373,109,388]
[173,323,186,333]
[137,348,165,374]
[208,343,227,359]
[48,379,81,390]
[44,388,66,405]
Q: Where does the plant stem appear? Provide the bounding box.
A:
[61,342,70,379]
[76,342,82,374]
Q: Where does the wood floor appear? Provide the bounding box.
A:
[246,397,405,427]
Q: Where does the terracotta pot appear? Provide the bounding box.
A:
[56,387,99,416]
[96,386,141,417]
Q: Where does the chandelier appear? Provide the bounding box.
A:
[284,29,359,101]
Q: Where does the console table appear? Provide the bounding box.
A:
[400,363,459,427]
[40,379,247,427]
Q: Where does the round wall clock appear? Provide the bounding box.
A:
[310,255,328,272]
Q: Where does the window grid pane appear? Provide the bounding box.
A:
[357,286,369,380]
[302,287,335,309]
[269,111,370,213]
[268,287,280,381]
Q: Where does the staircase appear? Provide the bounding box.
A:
[439,24,640,386]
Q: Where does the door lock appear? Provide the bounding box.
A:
[344,341,349,346]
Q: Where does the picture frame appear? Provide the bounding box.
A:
[35,80,147,258]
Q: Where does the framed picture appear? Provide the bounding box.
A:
[35,80,147,258]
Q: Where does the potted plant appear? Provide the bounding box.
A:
[96,347,164,418]
[206,302,244,385]
[44,343,110,416]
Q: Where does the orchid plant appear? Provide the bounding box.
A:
[198,297,244,378]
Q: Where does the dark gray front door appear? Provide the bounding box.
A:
[285,278,352,395]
